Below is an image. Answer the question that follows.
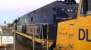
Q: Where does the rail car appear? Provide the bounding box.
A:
[10,0,78,50]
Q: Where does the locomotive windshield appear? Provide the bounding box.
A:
[54,0,77,22]
[64,0,76,4]
[81,0,91,15]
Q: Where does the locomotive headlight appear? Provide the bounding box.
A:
[67,9,73,12]
[70,9,73,12]
[67,9,70,12]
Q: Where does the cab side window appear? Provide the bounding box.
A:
[81,0,91,15]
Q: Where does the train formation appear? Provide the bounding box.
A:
[8,0,77,50]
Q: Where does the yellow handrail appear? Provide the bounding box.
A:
[15,32,53,48]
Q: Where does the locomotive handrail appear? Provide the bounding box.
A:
[17,23,49,26]
[15,31,54,48]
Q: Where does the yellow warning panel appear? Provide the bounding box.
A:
[56,16,91,50]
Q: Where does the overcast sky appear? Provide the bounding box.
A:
[0,0,79,26]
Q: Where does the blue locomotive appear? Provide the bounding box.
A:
[13,0,77,50]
